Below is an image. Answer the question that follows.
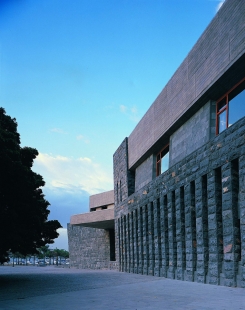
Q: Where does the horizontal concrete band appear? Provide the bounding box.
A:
[89,190,114,210]
[70,209,114,229]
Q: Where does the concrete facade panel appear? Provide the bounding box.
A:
[70,208,114,229]
[89,190,114,210]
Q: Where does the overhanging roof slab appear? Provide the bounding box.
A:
[70,209,114,230]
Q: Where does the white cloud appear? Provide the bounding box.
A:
[119,104,140,122]
[49,228,68,250]
[76,134,89,143]
[50,128,68,134]
[33,153,113,195]
[120,104,127,113]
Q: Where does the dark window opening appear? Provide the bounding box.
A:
[109,229,116,262]
[156,198,162,268]
[190,181,197,271]
[118,219,121,267]
[215,167,223,264]
[216,78,245,134]
[109,229,116,261]
[150,202,155,271]
[180,186,186,269]
[202,175,209,272]
[231,158,241,262]
[120,180,122,202]
[156,144,169,176]
[171,191,177,268]
[163,195,169,267]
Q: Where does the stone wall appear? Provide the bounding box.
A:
[113,138,135,205]
[115,116,245,287]
[67,224,117,270]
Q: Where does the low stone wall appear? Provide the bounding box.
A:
[67,224,118,270]
[115,116,245,287]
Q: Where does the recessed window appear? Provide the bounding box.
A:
[216,78,245,134]
[156,144,169,176]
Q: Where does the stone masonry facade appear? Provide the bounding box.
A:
[68,224,117,270]
[114,116,245,287]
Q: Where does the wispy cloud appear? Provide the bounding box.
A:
[120,105,127,113]
[119,104,140,122]
[33,153,112,195]
[50,128,68,134]
[76,134,90,143]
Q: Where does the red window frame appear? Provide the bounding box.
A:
[216,78,245,135]
[156,144,169,176]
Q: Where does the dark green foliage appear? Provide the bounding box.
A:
[0,108,62,262]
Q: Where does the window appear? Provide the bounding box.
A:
[156,144,169,176]
[216,78,245,134]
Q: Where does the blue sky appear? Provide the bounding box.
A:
[0,0,225,250]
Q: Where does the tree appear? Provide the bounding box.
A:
[0,108,62,263]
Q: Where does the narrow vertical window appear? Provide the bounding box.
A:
[124,215,127,270]
[202,175,209,272]
[231,158,241,261]
[120,180,122,202]
[190,181,197,271]
[157,198,162,268]
[171,191,177,269]
[127,213,131,271]
[109,229,116,261]
[135,209,138,269]
[145,205,149,271]
[215,167,223,263]
[139,206,143,270]
[150,202,154,272]
[130,212,134,269]
[180,186,186,269]
[118,219,121,267]
[163,195,169,267]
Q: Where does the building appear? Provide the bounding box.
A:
[68,190,117,269]
[68,0,245,287]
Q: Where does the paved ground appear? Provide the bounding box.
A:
[0,266,244,310]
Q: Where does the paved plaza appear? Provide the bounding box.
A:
[0,266,244,309]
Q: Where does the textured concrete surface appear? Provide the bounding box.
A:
[70,208,114,228]
[89,190,114,210]
[0,266,244,310]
